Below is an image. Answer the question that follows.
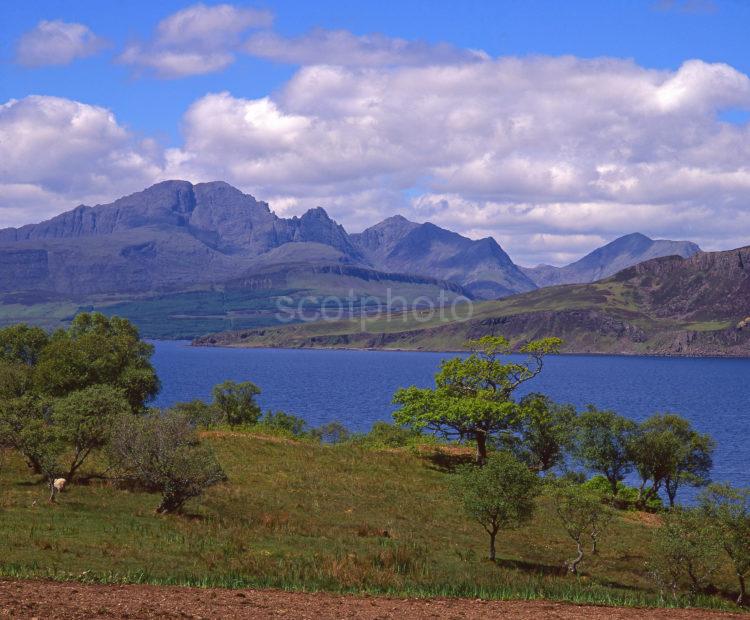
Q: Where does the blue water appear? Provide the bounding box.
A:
[151,341,749,498]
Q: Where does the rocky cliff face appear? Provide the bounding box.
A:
[522,233,701,286]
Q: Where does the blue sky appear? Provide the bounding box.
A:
[3,0,749,141]
[1,1,749,264]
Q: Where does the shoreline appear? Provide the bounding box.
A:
[182,339,750,360]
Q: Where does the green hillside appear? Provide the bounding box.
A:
[0,431,739,611]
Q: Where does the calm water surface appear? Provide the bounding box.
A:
[152,341,749,497]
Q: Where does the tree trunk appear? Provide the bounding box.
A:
[475,430,488,466]
[609,476,619,496]
[488,529,497,562]
[567,540,584,574]
[591,537,598,555]
[738,572,747,606]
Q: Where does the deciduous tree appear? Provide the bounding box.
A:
[452,451,540,561]
[573,406,637,496]
[394,336,562,464]
[212,380,262,427]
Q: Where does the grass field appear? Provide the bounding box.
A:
[0,431,742,612]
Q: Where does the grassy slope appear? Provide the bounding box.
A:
[0,272,469,340]
[0,433,739,610]
[196,276,748,354]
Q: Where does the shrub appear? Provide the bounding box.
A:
[108,410,226,514]
[259,410,308,437]
[172,399,223,429]
[581,474,663,511]
[350,422,427,449]
[649,508,722,601]
[700,484,750,605]
[311,421,350,444]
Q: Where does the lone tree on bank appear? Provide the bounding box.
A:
[452,451,540,561]
[393,336,562,464]
[212,380,262,427]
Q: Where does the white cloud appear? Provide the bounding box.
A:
[0,96,162,226]
[164,57,750,263]
[3,52,750,265]
[244,28,488,67]
[15,20,107,67]
[119,3,273,78]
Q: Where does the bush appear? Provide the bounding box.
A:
[648,508,722,601]
[581,475,663,511]
[108,410,226,514]
[350,422,428,449]
[172,399,223,429]
[311,421,350,444]
[258,410,308,437]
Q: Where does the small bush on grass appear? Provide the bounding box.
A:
[581,474,663,511]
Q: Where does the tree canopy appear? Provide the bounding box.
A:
[393,336,562,463]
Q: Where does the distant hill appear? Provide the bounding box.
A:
[351,217,537,298]
[521,233,701,287]
[196,246,750,357]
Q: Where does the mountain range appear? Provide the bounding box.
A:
[0,180,708,338]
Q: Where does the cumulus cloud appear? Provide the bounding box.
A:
[119,3,272,78]
[15,20,107,67]
[163,57,750,263]
[244,28,488,67]
[3,52,750,265]
[0,96,162,226]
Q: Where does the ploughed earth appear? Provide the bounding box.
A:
[0,580,744,619]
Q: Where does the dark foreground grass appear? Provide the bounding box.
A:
[0,434,742,612]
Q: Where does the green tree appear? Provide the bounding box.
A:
[515,393,576,472]
[0,394,62,482]
[52,385,131,480]
[212,380,262,427]
[394,336,562,464]
[108,410,226,514]
[631,413,714,508]
[0,324,49,366]
[0,360,32,401]
[650,508,722,601]
[33,313,159,411]
[553,483,613,574]
[452,451,540,561]
[573,406,637,496]
[700,484,750,605]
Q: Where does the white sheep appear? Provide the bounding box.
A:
[49,477,66,502]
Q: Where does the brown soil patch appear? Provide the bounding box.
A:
[0,579,743,619]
